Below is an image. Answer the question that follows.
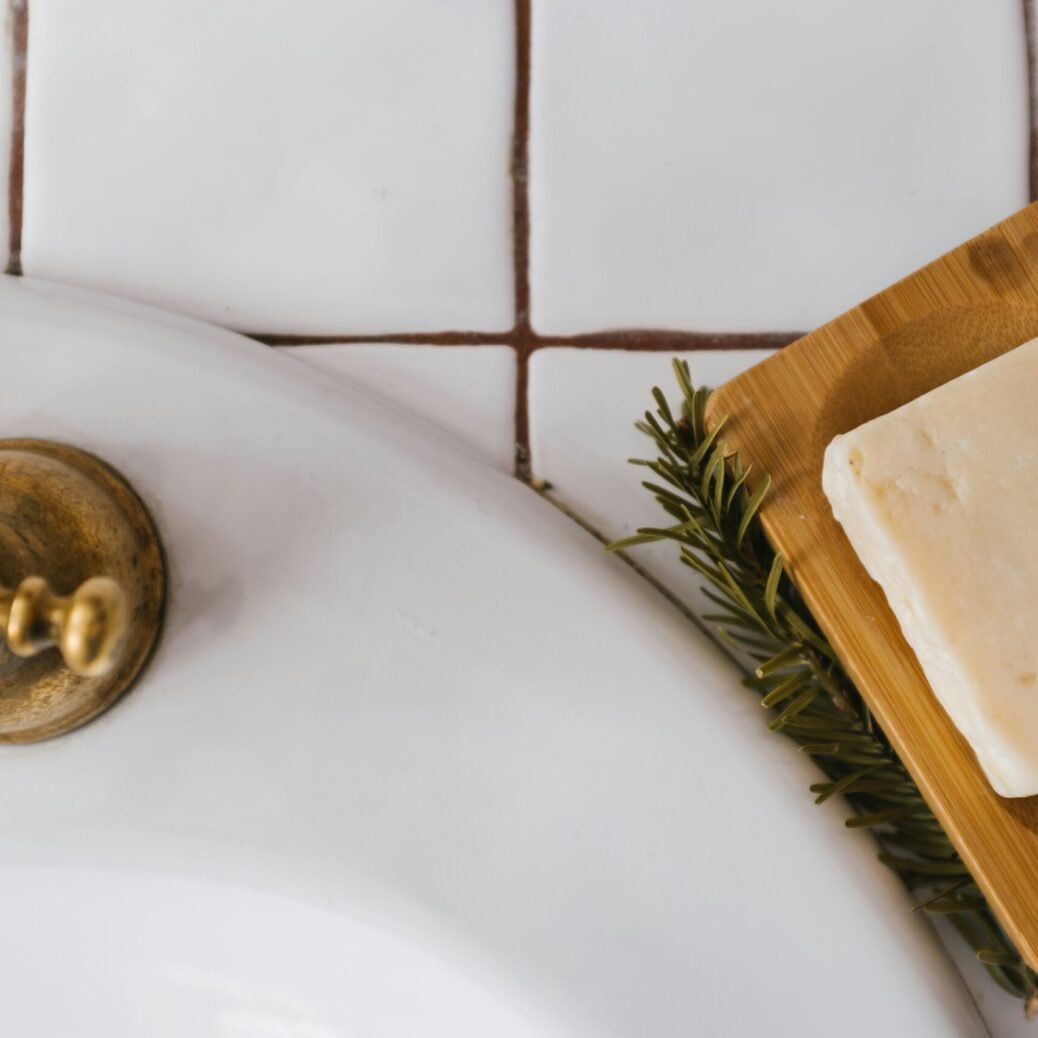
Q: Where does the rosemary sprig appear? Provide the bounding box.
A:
[609,359,1038,1016]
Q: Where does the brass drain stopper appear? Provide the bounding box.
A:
[0,440,165,742]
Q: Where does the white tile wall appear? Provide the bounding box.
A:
[530,0,1030,334]
[20,0,515,334]
[289,344,516,471]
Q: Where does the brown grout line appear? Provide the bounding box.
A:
[1025,0,1038,201]
[511,0,533,481]
[257,329,800,352]
[514,343,531,477]
[6,0,27,276]
[254,330,514,347]
[532,329,802,352]
[511,0,531,334]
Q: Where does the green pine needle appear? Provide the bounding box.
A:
[611,359,1038,1013]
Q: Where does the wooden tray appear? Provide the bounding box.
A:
[707,202,1038,969]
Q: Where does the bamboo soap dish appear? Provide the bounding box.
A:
[706,202,1038,970]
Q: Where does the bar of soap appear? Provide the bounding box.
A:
[822,337,1038,798]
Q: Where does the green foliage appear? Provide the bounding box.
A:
[610,359,1038,1012]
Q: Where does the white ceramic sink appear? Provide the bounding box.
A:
[6,870,552,1036]
[0,276,985,1036]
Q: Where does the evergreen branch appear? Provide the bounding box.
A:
[609,359,1038,1016]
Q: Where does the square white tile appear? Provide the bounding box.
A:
[288,344,516,471]
[529,348,773,616]
[21,0,515,334]
[530,0,1029,334]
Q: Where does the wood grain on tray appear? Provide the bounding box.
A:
[707,202,1038,970]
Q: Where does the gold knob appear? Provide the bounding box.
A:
[0,575,128,677]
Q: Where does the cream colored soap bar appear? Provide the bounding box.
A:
[823,337,1038,798]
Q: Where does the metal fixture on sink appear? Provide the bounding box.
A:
[0,439,165,742]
